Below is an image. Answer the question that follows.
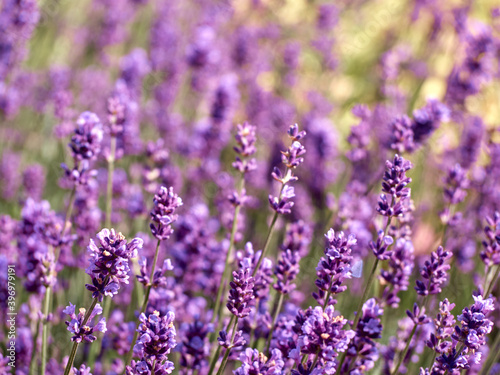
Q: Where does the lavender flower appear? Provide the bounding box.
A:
[64,302,107,343]
[179,319,213,372]
[377,154,413,218]
[69,112,104,161]
[443,164,469,205]
[411,99,449,146]
[313,229,356,306]
[274,249,300,294]
[85,228,143,301]
[480,212,500,267]
[227,267,255,318]
[232,122,257,174]
[415,246,452,296]
[72,365,93,375]
[234,348,285,375]
[126,359,174,375]
[426,299,456,355]
[150,186,183,241]
[134,310,177,361]
[389,115,415,153]
[269,185,295,215]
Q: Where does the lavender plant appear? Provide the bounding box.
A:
[2,1,500,375]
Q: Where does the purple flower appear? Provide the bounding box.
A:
[406,303,430,326]
[443,164,469,205]
[269,185,295,215]
[480,212,500,267]
[292,305,355,369]
[227,266,255,318]
[137,257,173,288]
[85,228,143,301]
[64,302,107,343]
[389,115,415,153]
[179,319,213,371]
[274,249,300,294]
[342,299,383,373]
[377,154,413,218]
[126,359,174,375]
[313,229,356,306]
[150,186,183,241]
[370,231,394,261]
[73,364,93,375]
[281,220,312,257]
[68,111,104,161]
[217,329,246,349]
[415,246,452,296]
[426,299,456,355]
[232,122,257,174]
[134,310,177,361]
[234,348,285,375]
[411,99,449,145]
[22,164,45,201]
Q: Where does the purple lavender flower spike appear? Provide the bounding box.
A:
[69,112,104,161]
[126,359,174,375]
[85,228,143,301]
[22,164,45,201]
[389,115,415,153]
[150,186,183,241]
[64,302,107,343]
[370,230,394,261]
[217,329,246,349]
[179,319,213,372]
[227,266,255,318]
[234,348,285,375]
[269,185,295,215]
[133,310,177,361]
[415,246,452,296]
[313,229,356,306]
[274,249,300,294]
[426,299,456,355]
[72,364,93,375]
[443,164,469,205]
[480,212,500,267]
[411,99,449,146]
[342,298,383,373]
[377,154,413,218]
[232,122,257,174]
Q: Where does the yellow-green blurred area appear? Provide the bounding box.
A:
[21,0,499,132]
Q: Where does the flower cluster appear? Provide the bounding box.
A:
[415,246,452,296]
[150,186,183,241]
[227,266,255,318]
[64,302,107,343]
[85,228,143,301]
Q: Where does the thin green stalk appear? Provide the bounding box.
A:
[265,292,284,355]
[29,320,41,375]
[215,318,239,375]
[41,287,51,375]
[123,239,162,371]
[480,330,500,375]
[391,324,417,375]
[212,177,245,325]
[252,167,289,278]
[63,298,99,375]
[484,264,500,298]
[55,186,76,262]
[252,212,278,278]
[105,135,116,229]
[208,315,235,375]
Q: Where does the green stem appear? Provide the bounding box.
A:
[55,186,76,262]
[123,239,162,371]
[484,264,500,298]
[63,298,99,375]
[29,320,41,375]
[215,318,239,375]
[391,324,417,375]
[480,330,500,375]
[265,292,284,355]
[105,135,116,228]
[41,287,51,375]
[252,213,278,278]
[212,177,245,325]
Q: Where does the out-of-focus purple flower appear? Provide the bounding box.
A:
[415,246,452,296]
[377,154,413,218]
[63,302,107,343]
[179,319,213,372]
[150,186,183,241]
[389,115,415,153]
[186,26,219,69]
[342,298,383,373]
[480,212,500,267]
[137,257,173,289]
[133,310,177,361]
[412,99,449,146]
[232,122,257,174]
[0,151,20,200]
[406,303,430,326]
[107,95,126,136]
[217,328,246,349]
[380,238,415,308]
[269,185,295,215]
[227,266,255,318]
[281,220,312,257]
[73,364,93,375]
[443,164,469,205]
[370,230,394,261]
[22,164,45,201]
[313,229,356,306]
[85,228,143,301]
[274,249,300,294]
[68,112,104,161]
[234,348,285,375]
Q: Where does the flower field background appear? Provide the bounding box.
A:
[1,0,500,374]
